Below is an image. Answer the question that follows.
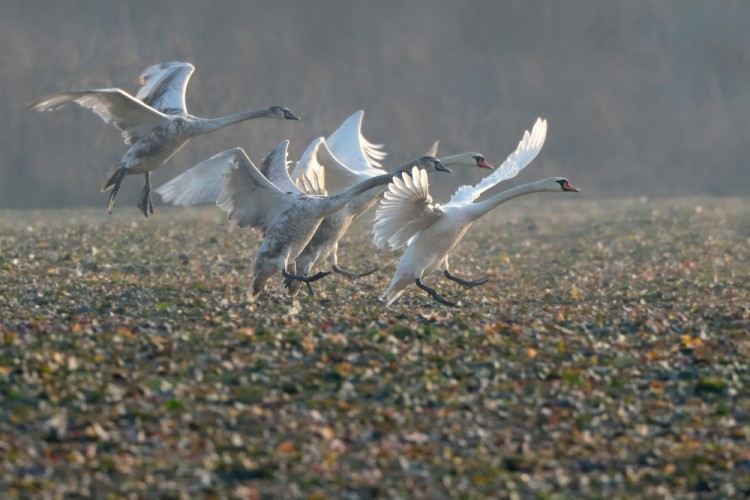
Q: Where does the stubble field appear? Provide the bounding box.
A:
[1,196,749,498]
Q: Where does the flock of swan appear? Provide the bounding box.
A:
[30,61,580,307]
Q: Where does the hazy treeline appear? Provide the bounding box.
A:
[2,0,749,209]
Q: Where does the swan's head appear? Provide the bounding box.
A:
[268,106,301,121]
[439,152,493,169]
[549,177,580,192]
[472,154,493,169]
[411,156,451,173]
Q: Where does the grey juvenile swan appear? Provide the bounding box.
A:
[213,140,444,299]
[29,61,300,216]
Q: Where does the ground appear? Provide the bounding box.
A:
[1,196,748,498]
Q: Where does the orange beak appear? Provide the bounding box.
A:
[477,158,493,169]
[563,182,580,192]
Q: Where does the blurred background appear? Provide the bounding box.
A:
[2,0,749,209]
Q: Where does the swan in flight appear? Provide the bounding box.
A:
[286,140,493,297]
[29,61,300,216]
[372,118,580,307]
[213,140,443,299]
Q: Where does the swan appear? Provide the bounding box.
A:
[286,140,493,297]
[372,118,580,307]
[213,140,444,299]
[29,61,300,216]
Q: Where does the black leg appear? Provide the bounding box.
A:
[281,269,331,283]
[415,278,458,307]
[138,172,154,217]
[284,275,316,297]
[332,264,378,280]
[444,270,489,289]
[106,168,127,214]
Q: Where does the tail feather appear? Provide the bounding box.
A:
[383,275,412,307]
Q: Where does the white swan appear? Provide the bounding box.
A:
[214,140,438,299]
[373,118,580,307]
[29,61,300,216]
[286,141,493,297]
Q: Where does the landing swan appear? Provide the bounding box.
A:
[30,61,300,216]
[213,140,442,299]
[286,141,493,297]
[373,118,580,307]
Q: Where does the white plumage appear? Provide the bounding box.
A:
[373,118,581,307]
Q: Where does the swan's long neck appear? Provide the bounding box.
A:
[195,108,273,134]
[465,180,554,220]
[439,153,470,166]
[318,172,399,217]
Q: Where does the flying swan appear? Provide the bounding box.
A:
[29,61,300,216]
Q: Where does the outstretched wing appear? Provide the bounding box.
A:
[372,166,444,250]
[136,61,195,114]
[216,148,294,231]
[325,110,387,171]
[29,88,167,145]
[259,140,303,196]
[290,136,325,182]
[155,150,234,206]
[316,138,374,194]
[449,118,547,204]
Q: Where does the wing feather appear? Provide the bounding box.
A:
[296,166,327,196]
[449,118,547,204]
[154,150,233,206]
[290,137,325,181]
[314,137,372,194]
[136,61,194,114]
[325,110,387,171]
[259,140,302,195]
[372,166,444,250]
[216,148,293,231]
[29,88,167,145]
